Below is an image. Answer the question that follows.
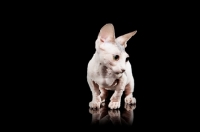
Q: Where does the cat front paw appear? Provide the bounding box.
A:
[89,101,101,109]
[89,96,102,109]
[125,95,136,104]
[108,101,121,109]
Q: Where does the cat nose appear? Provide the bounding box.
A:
[121,69,125,73]
[115,69,125,74]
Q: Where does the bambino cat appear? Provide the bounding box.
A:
[87,23,137,109]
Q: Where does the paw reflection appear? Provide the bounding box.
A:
[124,103,136,111]
[89,102,136,126]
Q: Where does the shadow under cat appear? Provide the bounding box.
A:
[89,91,136,126]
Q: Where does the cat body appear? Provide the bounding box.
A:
[87,23,137,109]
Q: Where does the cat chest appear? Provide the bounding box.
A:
[93,77,119,90]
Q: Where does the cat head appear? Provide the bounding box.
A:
[95,23,137,75]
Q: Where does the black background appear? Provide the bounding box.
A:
[21,2,193,130]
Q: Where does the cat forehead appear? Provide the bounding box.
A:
[104,42,126,55]
[116,41,125,51]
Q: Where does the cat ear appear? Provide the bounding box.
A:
[97,23,115,43]
[116,30,137,48]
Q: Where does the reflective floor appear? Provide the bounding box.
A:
[89,101,136,126]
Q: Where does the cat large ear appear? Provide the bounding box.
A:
[97,23,115,43]
[116,30,137,48]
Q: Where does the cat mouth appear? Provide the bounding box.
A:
[110,79,119,87]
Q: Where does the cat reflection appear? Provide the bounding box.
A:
[89,102,136,126]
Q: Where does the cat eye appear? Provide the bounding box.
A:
[126,57,129,62]
[113,55,119,61]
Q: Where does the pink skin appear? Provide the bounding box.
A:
[87,23,137,109]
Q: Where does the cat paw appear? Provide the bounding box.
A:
[125,96,136,104]
[89,101,101,109]
[108,101,121,109]
[89,96,101,109]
